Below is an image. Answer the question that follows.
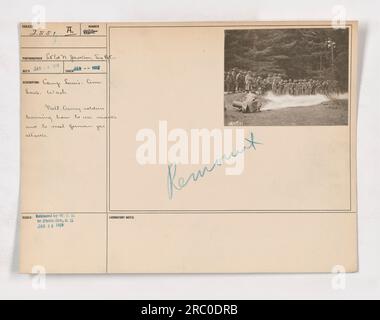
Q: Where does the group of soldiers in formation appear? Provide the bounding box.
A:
[225,69,340,96]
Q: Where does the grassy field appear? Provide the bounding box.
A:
[224,93,349,126]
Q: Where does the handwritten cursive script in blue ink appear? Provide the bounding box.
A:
[167,131,261,200]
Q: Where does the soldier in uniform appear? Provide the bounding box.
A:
[226,72,232,93]
[231,69,238,93]
[302,80,308,95]
[256,76,263,92]
[289,80,295,95]
[296,80,300,95]
[306,80,310,95]
[235,71,245,93]
[285,79,290,95]
[293,80,298,95]
[272,77,278,94]
[245,71,254,92]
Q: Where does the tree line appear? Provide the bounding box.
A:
[225,28,349,91]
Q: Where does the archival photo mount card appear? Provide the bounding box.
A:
[19,21,358,273]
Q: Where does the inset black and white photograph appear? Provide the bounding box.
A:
[224,28,350,126]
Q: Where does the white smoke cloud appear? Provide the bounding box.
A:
[261,92,330,111]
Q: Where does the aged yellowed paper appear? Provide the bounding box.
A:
[19,21,358,273]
